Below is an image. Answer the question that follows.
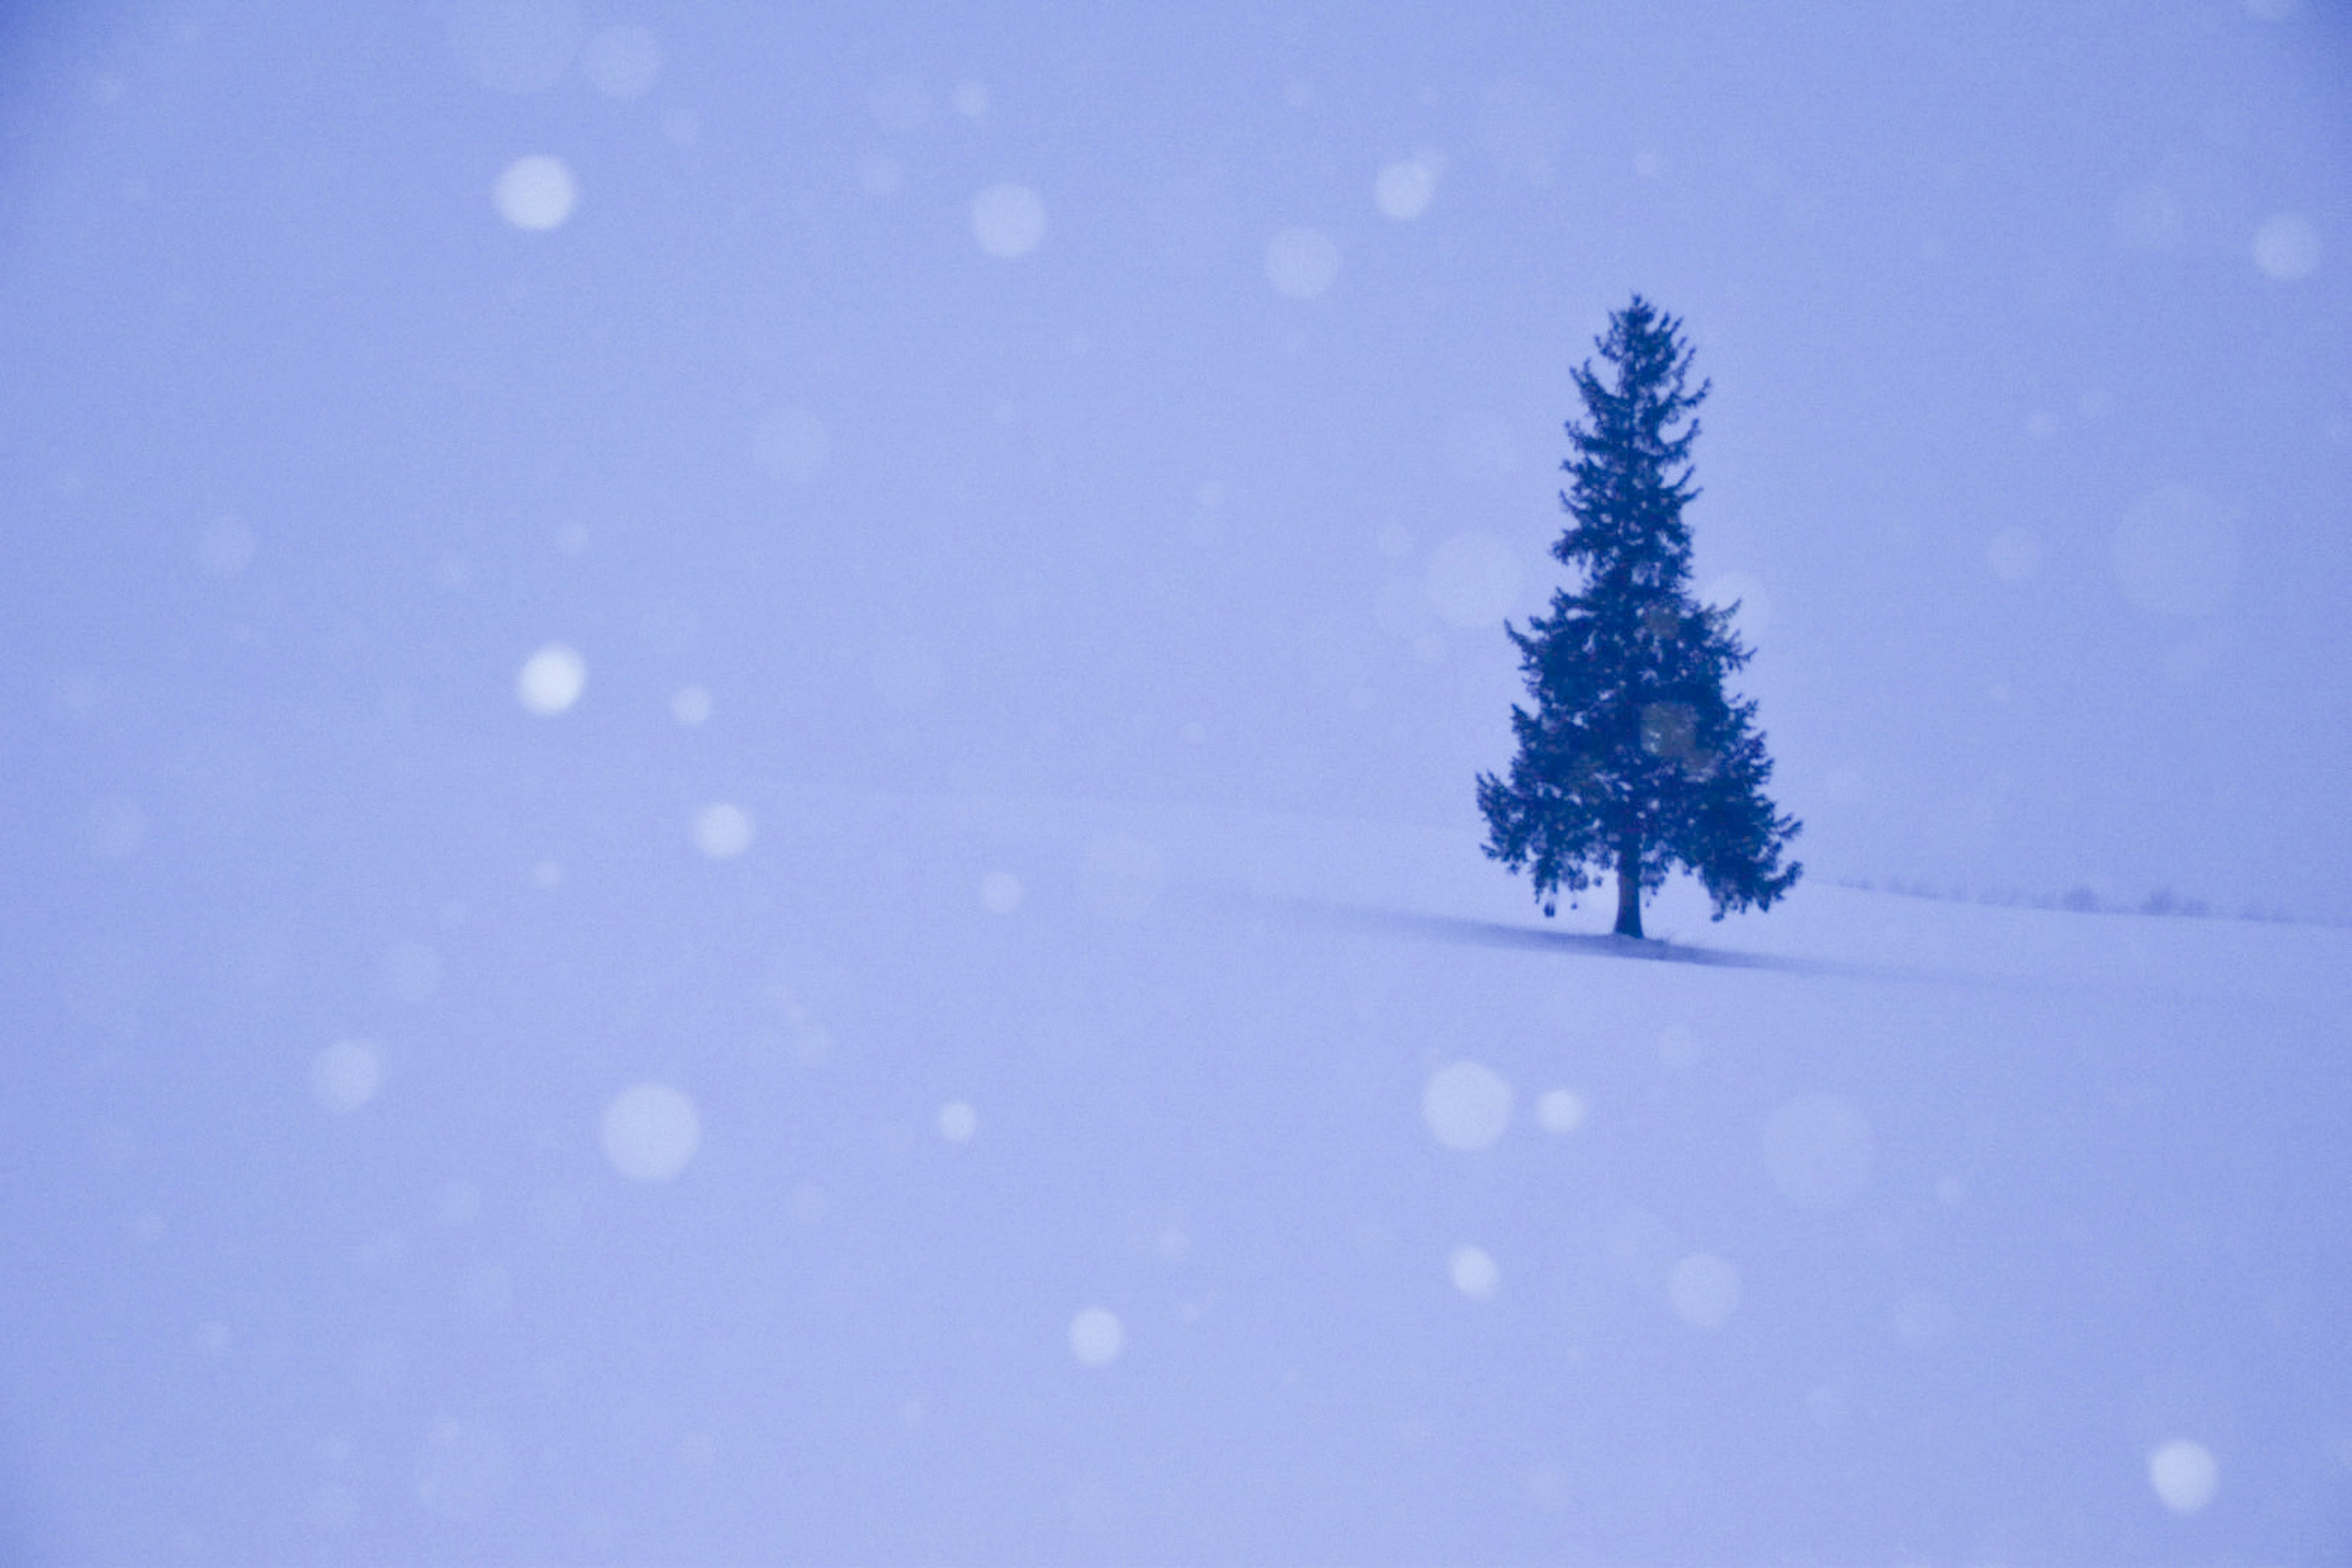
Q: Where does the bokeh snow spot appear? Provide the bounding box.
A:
[1265,226,1341,298]
[1069,1306,1124,1367]
[1668,1253,1742,1329]
[1449,1245,1500,1300]
[1535,1088,1586,1133]
[753,408,831,483]
[581,23,660,99]
[516,644,585,715]
[691,804,755,859]
[2112,485,2239,617]
[937,1101,978,1142]
[1763,1094,1874,1210]
[1423,1060,1512,1152]
[601,1082,701,1181]
[311,1039,384,1113]
[670,685,712,727]
[1374,155,1441,221]
[972,183,1046,258]
[1424,532,1520,627]
[2149,1439,2218,1514]
[979,872,1023,914]
[2252,213,2320,280]
[493,155,576,230]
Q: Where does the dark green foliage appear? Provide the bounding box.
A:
[1477,296,1800,938]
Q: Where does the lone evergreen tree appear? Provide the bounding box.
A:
[1477,296,1800,940]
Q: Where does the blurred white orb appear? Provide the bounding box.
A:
[1265,225,1341,298]
[2252,212,2321,280]
[691,804,755,859]
[515,643,586,715]
[311,1039,383,1113]
[1986,527,2042,581]
[601,1082,701,1181]
[2149,1439,2218,1514]
[1762,1094,1874,1209]
[1449,1245,1500,1300]
[979,872,1024,914]
[493,154,576,230]
[581,23,660,99]
[753,408,831,483]
[1667,1253,1742,1329]
[447,0,581,94]
[973,183,1046,258]
[1374,157,1439,221]
[1424,532,1520,627]
[951,81,990,118]
[669,685,712,727]
[2112,485,2239,617]
[1423,1060,1512,1152]
[1534,1088,1586,1133]
[937,1101,978,1142]
[1069,1306,1124,1367]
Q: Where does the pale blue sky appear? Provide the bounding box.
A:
[5,2,2348,918]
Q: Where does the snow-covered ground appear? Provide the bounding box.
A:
[5,789,2346,1564]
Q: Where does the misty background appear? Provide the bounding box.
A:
[6,1,2348,919]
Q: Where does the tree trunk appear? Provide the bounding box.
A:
[1613,841,1644,939]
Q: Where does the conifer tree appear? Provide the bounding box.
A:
[1477,296,1800,939]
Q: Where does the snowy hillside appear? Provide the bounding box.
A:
[6,789,2346,1564]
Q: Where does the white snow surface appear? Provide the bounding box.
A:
[6,791,2348,1563]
